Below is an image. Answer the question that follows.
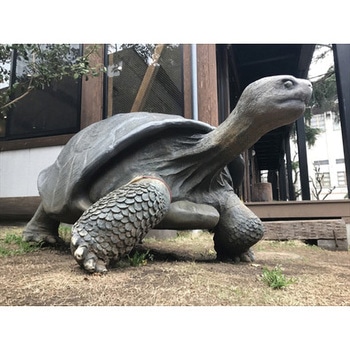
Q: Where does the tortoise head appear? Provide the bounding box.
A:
[203,75,313,165]
[234,75,313,133]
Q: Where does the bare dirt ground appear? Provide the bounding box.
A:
[0,223,349,306]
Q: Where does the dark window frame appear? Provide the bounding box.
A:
[1,45,83,141]
[0,44,103,151]
[103,44,185,118]
[0,44,192,151]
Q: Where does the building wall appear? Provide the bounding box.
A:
[293,111,347,200]
[0,146,62,197]
[307,111,347,200]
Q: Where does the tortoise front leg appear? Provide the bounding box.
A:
[70,177,171,273]
[213,191,264,262]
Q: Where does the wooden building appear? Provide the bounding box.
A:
[0,44,349,249]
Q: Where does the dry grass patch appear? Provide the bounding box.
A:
[0,224,349,306]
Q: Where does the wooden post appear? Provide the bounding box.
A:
[296,116,311,200]
[80,44,105,129]
[251,183,273,202]
[196,44,219,127]
[182,44,193,119]
[243,149,251,201]
[107,52,114,117]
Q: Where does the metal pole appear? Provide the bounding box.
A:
[333,44,350,198]
[296,116,311,200]
[285,135,295,200]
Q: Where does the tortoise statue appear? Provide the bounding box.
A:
[23,75,312,273]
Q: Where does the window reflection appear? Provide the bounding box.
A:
[1,44,81,140]
[106,44,184,117]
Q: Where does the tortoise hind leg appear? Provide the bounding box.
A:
[23,203,62,244]
[214,191,264,263]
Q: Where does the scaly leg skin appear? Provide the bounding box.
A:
[70,176,171,273]
[22,203,62,245]
[214,191,264,263]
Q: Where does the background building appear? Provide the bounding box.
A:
[307,111,347,200]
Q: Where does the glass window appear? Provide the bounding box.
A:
[310,114,325,130]
[314,160,329,166]
[321,172,331,187]
[333,117,341,130]
[0,44,82,140]
[106,44,184,117]
[337,171,347,187]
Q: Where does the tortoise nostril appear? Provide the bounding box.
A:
[304,80,313,90]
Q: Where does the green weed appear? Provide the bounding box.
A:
[0,233,41,256]
[58,224,72,242]
[261,265,296,289]
[4,233,23,244]
[127,250,154,267]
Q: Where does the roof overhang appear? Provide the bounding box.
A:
[229,44,315,170]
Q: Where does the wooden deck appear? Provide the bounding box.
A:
[1,197,349,250]
[247,200,350,250]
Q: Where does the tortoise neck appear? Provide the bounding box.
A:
[160,109,261,196]
[168,109,256,195]
[198,108,255,169]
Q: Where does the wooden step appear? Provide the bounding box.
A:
[262,219,348,251]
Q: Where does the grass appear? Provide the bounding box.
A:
[0,232,41,256]
[127,250,154,267]
[58,224,72,242]
[261,265,296,289]
[0,224,349,306]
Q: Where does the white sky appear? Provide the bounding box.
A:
[0,61,10,89]
[2,2,350,43]
[308,46,335,82]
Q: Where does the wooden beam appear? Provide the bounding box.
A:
[0,134,74,151]
[247,199,350,220]
[80,44,105,129]
[107,52,114,117]
[182,44,193,119]
[196,44,219,127]
[263,219,348,251]
[131,44,165,112]
[263,219,347,240]
[2,196,349,221]
[0,197,41,221]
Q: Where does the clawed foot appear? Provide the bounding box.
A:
[22,203,62,245]
[70,235,109,273]
[216,248,255,263]
[73,246,108,273]
[22,229,64,245]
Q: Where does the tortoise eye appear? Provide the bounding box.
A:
[283,80,294,89]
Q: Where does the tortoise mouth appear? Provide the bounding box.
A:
[278,97,308,110]
[278,86,312,107]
